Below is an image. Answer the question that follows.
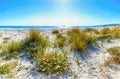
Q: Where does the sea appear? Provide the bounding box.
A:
[0,25,113,29]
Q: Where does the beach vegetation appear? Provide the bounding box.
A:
[96,34,112,42]
[0,60,18,74]
[112,26,120,38]
[35,51,70,76]
[3,37,10,44]
[56,33,66,47]
[100,28,112,35]
[5,41,24,59]
[104,46,120,66]
[52,30,59,34]
[22,29,49,57]
[82,28,99,34]
[67,28,94,51]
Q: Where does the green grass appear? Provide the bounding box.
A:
[0,61,18,74]
[35,51,70,75]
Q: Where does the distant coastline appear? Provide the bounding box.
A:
[0,24,119,29]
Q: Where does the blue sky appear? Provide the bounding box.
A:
[0,0,120,26]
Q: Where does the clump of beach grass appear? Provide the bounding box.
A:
[67,28,94,51]
[0,60,18,75]
[56,33,66,47]
[4,41,24,59]
[112,26,120,38]
[35,51,70,76]
[104,46,120,66]
[82,28,99,34]
[100,28,112,35]
[52,29,59,34]
[22,29,49,57]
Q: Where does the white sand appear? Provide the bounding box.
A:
[0,29,120,79]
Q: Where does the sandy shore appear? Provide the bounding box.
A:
[0,28,120,79]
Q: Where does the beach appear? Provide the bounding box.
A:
[0,27,120,79]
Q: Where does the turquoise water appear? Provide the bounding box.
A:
[72,26,112,29]
[0,26,59,29]
[0,25,111,29]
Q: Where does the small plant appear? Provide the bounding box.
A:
[56,33,66,47]
[107,46,120,56]
[35,51,70,75]
[17,66,24,71]
[52,30,59,34]
[56,37,66,46]
[0,61,18,74]
[104,46,120,66]
[3,37,10,44]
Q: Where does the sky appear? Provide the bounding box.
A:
[0,0,120,26]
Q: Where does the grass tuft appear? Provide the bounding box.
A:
[104,46,120,66]
[82,28,99,34]
[0,61,18,74]
[52,30,59,34]
[56,33,66,47]
[67,28,94,51]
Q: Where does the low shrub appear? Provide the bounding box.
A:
[52,30,59,34]
[35,51,70,75]
[0,61,18,74]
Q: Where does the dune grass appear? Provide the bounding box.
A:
[104,46,120,66]
[0,60,18,75]
[112,26,120,38]
[35,51,70,76]
[100,28,112,35]
[52,30,59,34]
[19,29,49,57]
[4,40,25,59]
[82,28,99,34]
[56,33,66,47]
[67,28,94,51]
[98,27,120,41]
